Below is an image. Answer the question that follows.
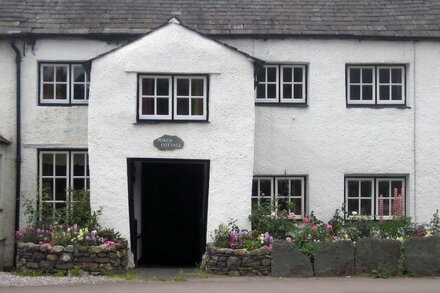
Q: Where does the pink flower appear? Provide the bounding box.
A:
[333,236,340,241]
[312,226,318,232]
[285,237,292,243]
[303,217,309,223]
[268,244,273,252]
[326,224,333,231]
[288,212,296,219]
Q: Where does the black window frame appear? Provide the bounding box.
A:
[255,64,308,106]
[345,64,407,107]
[38,61,90,106]
[136,73,210,123]
[344,175,407,220]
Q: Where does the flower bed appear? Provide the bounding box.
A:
[16,241,128,275]
[203,243,271,276]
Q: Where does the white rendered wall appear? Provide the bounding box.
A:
[88,22,256,260]
[19,39,116,227]
[0,41,17,268]
[412,42,440,223]
[221,37,440,223]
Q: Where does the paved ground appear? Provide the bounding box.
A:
[1,276,440,293]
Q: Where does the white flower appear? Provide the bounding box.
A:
[352,211,358,216]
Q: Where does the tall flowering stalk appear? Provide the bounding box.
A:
[392,187,404,217]
[378,195,384,224]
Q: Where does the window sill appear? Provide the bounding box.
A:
[346,104,410,109]
[134,120,210,124]
[38,103,89,107]
[255,103,308,108]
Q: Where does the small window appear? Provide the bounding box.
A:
[174,76,207,120]
[252,176,306,217]
[139,76,172,120]
[39,150,89,218]
[345,176,406,219]
[138,75,208,121]
[71,65,90,104]
[347,65,405,106]
[39,63,89,105]
[256,64,307,105]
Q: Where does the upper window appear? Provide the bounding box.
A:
[138,75,208,121]
[345,176,405,220]
[252,176,306,217]
[256,64,307,105]
[39,150,89,217]
[347,65,405,106]
[39,63,90,105]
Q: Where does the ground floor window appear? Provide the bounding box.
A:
[39,150,89,217]
[345,176,405,220]
[252,176,306,217]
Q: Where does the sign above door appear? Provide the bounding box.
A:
[153,135,184,151]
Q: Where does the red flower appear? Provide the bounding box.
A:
[303,217,309,223]
[312,226,318,232]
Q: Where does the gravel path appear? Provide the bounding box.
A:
[0,272,122,288]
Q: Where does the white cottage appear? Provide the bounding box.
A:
[0,0,440,269]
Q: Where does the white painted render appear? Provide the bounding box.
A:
[220,38,440,222]
[0,41,17,269]
[18,38,116,229]
[88,22,256,263]
[0,23,439,269]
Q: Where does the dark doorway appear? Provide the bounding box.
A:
[128,159,209,267]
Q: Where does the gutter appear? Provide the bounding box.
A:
[10,40,22,267]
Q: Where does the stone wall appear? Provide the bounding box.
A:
[203,243,271,276]
[16,241,128,275]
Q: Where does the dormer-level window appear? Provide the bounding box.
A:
[39,63,90,105]
[138,75,208,121]
[255,64,307,105]
[346,65,406,106]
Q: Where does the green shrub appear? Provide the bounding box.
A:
[249,204,296,239]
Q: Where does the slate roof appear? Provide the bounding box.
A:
[0,0,440,39]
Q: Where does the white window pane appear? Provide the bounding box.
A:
[55,153,67,176]
[55,84,67,100]
[350,68,360,83]
[191,79,204,96]
[43,66,55,82]
[347,180,359,197]
[142,78,155,96]
[157,98,170,115]
[391,68,402,83]
[361,180,372,197]
[43,84,54,100]
[42,154,53,176]
[56,66,68,82]
[177,98,189,115]
[277,179,289,197]
[73,153,85,176]
[142,98,155,115]
[191,98,204,115]
[177,79,189,96]
[73,66,85,82]
[294,67,303,82]
[283,67,292,82]
[259,179,272,197]
[267,67,277,82]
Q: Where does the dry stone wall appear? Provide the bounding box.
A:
[16,241,128,275]
[203,243,271,276]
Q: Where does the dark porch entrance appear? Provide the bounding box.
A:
[128,159,210,267]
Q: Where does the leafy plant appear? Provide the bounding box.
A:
[369,269,391,279]
[249,203,296,239]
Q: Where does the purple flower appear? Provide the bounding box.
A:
[231,231,238,242]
